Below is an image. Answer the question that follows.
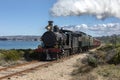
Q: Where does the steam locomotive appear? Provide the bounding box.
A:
[35,21,101,60]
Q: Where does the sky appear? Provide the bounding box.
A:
[0,0,120,37]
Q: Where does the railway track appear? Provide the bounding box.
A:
[0,60,50,80]
[0,54,77,80]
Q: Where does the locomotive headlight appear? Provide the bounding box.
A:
[47,26,51,30]
[46,25,52,31]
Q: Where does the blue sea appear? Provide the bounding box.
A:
[0,41,41,50]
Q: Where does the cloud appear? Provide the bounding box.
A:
[89,23,120,36]
[63,24,88,32]
[51,0,120,19]
[62,23,120,36]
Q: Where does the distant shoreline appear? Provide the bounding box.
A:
[0,35,41,41]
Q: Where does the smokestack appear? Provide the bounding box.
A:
[46,21,53,31]
[48,21,53,26]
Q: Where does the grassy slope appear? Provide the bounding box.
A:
[72,44,120,80]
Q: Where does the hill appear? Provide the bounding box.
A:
[96,34,120,44]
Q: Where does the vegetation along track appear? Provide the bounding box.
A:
[0,54,78,80]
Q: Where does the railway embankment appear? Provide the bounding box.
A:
[72,44,120,80]
[1,44,120,80]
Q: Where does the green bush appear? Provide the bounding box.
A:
[0,49,39,62]
[16,49,38,61]
[88,55,98,67]
[0,49,26,61]
[0,53,5,60]
[96,43,120,64]
[109,47,120,64]
[3,50,21,61]
[115,44,120,48]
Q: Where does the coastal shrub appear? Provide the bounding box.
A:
[24,51,33,61]
[0,49,40,61]
[0,53,5,60]
[17,49,36,61]
[88,55,98,67]
[108,47,120,64]
[12,49,36,61]
[29,52,38,60]
[0,49,26,61]
[115,44,120,48]
[3,50,21,61]
[97,44,114,51]
[87,50,107,66]
[92,44,120,64]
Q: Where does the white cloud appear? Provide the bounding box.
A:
[51,0,120,19]
[62,23,120,36]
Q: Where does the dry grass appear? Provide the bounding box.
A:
[72,59,120,80]
[71,44,120,80]
[71,63,98,80]
[95,64,120,80]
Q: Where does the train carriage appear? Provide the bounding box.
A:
[93,39,101,47]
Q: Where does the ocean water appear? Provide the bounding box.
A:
[0,41,41,50]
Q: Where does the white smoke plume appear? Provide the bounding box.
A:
[51,0,120,19]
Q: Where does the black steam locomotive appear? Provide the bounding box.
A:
[35,21,101,60]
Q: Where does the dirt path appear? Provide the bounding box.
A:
[5,53,88,80]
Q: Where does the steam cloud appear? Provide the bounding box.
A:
[51,0,120,19]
